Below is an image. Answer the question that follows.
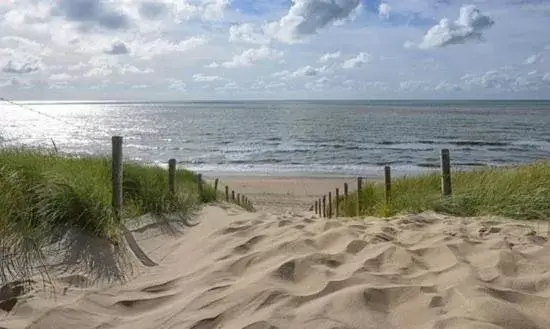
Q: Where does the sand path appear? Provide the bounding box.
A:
[2,202,550,329]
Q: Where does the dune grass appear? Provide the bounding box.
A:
[0,148,217,282]
[338,162,550,221]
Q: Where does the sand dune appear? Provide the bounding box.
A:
[2,205,550,329]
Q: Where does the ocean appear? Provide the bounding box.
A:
[2,100,550,177]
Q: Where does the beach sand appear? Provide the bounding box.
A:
[206,176,361,212]
[2,177,550,329]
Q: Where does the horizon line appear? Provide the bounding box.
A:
[5,98,550,104]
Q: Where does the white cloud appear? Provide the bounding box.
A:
[306,77,330,90]
[216,81,239,91]
[251,80,286,91]
[119,64,154,75]
[378,3,391,20]
[216,46,284,68]
[416,5,495,49]
[84,67,113,78]
[265,0,361,43]
[435,81,462,92]
[229,23,270,45]
[202,0,229,21]
[1,36,52,56]
[523,53,542,65]
[341,52,372,69]
[399,80,429,91]
[167,78,186,91]
[461,67,550,91]
[0,0,549,99]
[274,65,329,79]
[192,73,225,82]
[49,81,73,90]
[68,62,87,71]
[130,37,207,60]
[50,73,74,81]
[0,78,31,89]
[318,51,341,63]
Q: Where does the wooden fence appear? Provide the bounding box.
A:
[110,136,255,217]
[312,148,453,219]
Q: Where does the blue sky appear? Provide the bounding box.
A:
[0,0,549,100]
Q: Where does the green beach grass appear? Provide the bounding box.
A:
[0,148,218,281]
[338,162,550,221]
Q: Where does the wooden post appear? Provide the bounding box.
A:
[322,196,326,218]
[214,178,219,199]
[111,136,123,219]
[197,174,203,201]
[440,149,452,196]
[314,200,318,214]
[335,188,340,217]
[237,193,241,205]
[357,177,363,216]
[168,159,176,195]
[232,190,235,202]
[344,183,349,206]
[225,186,229,201]
[384,166,392,207]
[328,192,332,219]
[319,198,322,216]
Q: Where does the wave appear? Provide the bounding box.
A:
[377,140,511,147]
[452,141,510,147]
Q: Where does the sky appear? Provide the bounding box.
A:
[0,0,549,100]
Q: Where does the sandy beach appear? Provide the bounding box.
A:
[207,176,362,212]
[2,176,550,329]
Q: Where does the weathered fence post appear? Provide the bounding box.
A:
[335,188,340,217]
[440,149,452,196]
[328,192,332,219]
[322,195,326,218]
[225,186,229,201]
[315,200,318,214]
[344,183,349,213]
[384,166,391,207]
[232,190,235,202]
[319,198,322,216]
[168,159,176,195]
[214,178,219,197]
[357,177,363,216]
[112,136,123,219]
[237,193,241,206]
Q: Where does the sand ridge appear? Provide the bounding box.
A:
[2,205,550,329]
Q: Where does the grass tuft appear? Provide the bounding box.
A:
[338,162,550,221]
[0,148,217,283]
